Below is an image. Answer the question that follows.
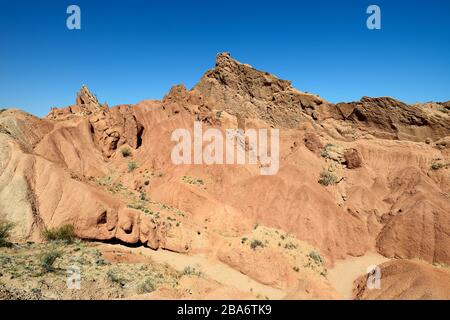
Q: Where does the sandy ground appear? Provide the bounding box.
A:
[327,252,389,299]
[98,243,286,299]
[98,244,391,300]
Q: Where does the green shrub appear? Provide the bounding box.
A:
[128,161,138,172]
[431,162,445,170]
[182,175,204,185]
[0,219,14,247]
[95,257,108,266]
[182,266,203,277]
[320,149,330,158]
[318,170,338,186]
[308,251,324,264]
[137,278,156,294]
[250,239,264,250]
[121,147,131,157]
[107,269,126,286]
[40,249,61,272]
[284,242,297,250]
[42,224,75,243]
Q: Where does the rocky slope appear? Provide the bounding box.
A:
[1,53,449,299]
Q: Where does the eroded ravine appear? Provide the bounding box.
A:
[97,243,286,299]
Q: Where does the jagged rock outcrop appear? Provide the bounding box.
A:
[47,85,105,120]
[335,96,450,141]
[163,52,333,128]
[45,86,144,160]
[76,85,102,112]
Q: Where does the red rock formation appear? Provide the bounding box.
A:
[353,260,450,299]
[0,54,449,295]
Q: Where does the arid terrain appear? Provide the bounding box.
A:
[0,52,449,300]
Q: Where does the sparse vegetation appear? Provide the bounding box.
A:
[182,265,203,277]
[320,149,330,158]
[250,239,265,250]
[431,162,448,170]
[127,203,153,215]
[431,163,444,170]
[95,257,108,266]
[0,241,180,299]
[308,250,324,265]
[128,161,138,172]
[320,143,335,158]
[182,175,204,186]
[42,224,75,243]
[137,277,156,294]
[121,147,131,157]
[284,242,297,250]
[107,269,126,286]
[95,175,126,195]
[318,170,338,186]
[0,219,14,247]
[39,249,62,272]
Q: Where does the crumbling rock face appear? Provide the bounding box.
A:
[0,109,54,151]
[335,96,450,141]
[303,132,323,155]
[46,86,144,159]
[0,123,181,251]
[192,52,330,128]
[89,104,144,158]
[375,167,450,264]
[344,148,362,169]
[353,260,450,299]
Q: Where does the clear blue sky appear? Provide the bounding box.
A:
[1,0,449,117]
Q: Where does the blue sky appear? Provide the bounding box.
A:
[1,0,449,117]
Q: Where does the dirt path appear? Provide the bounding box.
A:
[99,244,286,300]
[327,252,389,299]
